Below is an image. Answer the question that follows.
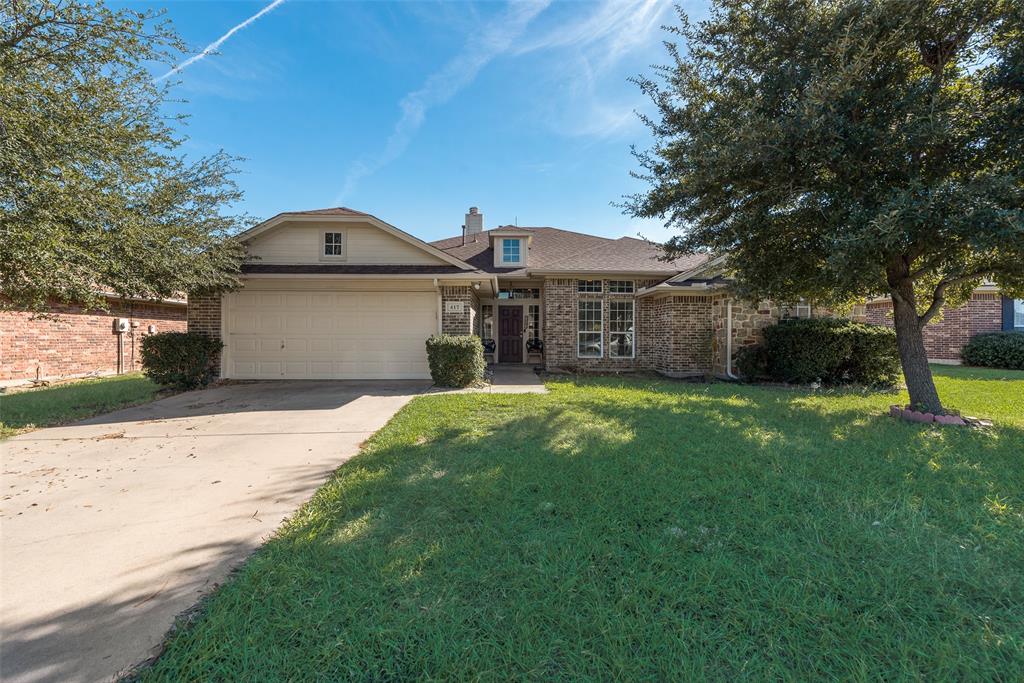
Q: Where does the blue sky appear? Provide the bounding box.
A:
[140,0,706,242]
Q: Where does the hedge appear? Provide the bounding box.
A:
[961,332,1024,370]
[140,332,223,389]
[738,318,900,386]
[425,335,486,387]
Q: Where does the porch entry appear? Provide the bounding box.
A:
[498,305,523,363]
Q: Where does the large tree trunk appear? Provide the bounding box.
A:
[890,282,943,414]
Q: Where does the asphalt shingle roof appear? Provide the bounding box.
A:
[430,227,707,275]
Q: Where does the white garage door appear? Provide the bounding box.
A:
[224,290,436,379]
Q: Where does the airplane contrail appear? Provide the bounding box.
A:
[154,0,287,82]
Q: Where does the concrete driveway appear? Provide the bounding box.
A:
[1,380,429,683]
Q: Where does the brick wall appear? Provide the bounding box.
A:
[186,293,222,341]
[711,296,781,376]
[1,299,187,381]
[440,286,479,336]
[653,295,714,376]
[542,278,661,372]
[865,292,1002,360]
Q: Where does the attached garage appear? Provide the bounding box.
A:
[223,288,437,380]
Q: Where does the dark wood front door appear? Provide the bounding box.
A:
[498,306,523,363]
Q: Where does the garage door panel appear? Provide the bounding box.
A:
[225,290,435,379]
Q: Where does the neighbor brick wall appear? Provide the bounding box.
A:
[187,294,223,341]
[440,286,479,336]
[865,292,1002,360]
[1,299,187,381]
[711,296,781,376]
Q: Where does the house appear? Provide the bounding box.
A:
[1,294,187,385]
[866,286,1023,362]
[187,206,789,381]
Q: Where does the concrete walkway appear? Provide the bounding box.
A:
[436,366,548,395]
[0,380,429,683]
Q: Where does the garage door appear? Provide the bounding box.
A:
[224,290,436,379]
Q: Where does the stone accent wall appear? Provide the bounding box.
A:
[543,278,661,372]
[711,296,781,377]
[865,292,1002,361]
[440,286,479,336]
[652,295,714,376]
[1,299,187,382]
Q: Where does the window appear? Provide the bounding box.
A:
[501,239,521,264]
[786,299,811,319]
[609,301,634,358]
[578,280,602,293]
[481,305,494,340]
[578,300,602,358]
[1016,299,1024,329]
[608,280,635,294]
[497,288,540,300]
[323,231,345,257]
[527,304,540,342]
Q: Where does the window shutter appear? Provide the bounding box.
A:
[1002,296,1015,331]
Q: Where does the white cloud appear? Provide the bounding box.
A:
[155,0,288,82]
[337,0,551,201]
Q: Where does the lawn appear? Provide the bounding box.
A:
[141,366,1023,680]
[0,373,163,438]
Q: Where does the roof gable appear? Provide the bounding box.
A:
[239,209,474,270]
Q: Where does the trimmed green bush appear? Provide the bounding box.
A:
[742,318,899,386]
[961,332,1024,370]
[425,335,486,387]
[140,332,223,389]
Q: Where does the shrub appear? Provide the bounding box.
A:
[425,335,486,387]
[961,332,1024,370]
[747,318,899,386]
[140,332,223,389]
[735,344,770,381]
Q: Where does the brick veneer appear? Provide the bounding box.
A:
[653,295,715,376]
[543,278,666,372]
[1,299,187,381]
[440,286,480,336]
[865,292,1002,360]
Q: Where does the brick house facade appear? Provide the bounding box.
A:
[1,298,187,383]
[865,291,1004,361]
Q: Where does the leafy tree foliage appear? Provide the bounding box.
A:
[628,0,1024,413]
[0,0,247,314]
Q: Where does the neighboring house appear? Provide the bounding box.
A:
[865,286,1023,362]
[188,206,792,381]
[1,294,187,384]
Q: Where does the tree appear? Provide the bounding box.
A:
[0,0,247,314]
[627,0,1024,414]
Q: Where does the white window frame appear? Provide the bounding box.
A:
[609,300,635,359]
[1015,299,1024,329]
[577,300,603,358]
[578,280,602,294]
[608,280,635,294]
[501,238,521,265]
[527,304,541,342]
[320,229,347,261]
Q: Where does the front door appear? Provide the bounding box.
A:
[498,306,523,363]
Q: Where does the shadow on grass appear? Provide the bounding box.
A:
[136,378,1024,680]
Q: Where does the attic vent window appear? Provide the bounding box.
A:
[323,231,346,258]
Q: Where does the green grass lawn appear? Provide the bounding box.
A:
[141,366,1023,681]
[0,373,163,438]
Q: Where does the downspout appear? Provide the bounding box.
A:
[725,299,739,380]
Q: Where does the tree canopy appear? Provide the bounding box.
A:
[628,0,1024,413]
[0,0,248,313]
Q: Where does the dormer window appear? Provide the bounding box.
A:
[501,238,521,264]
[322,230,346,259]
